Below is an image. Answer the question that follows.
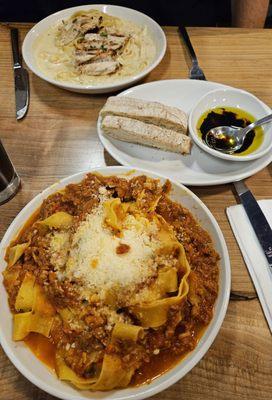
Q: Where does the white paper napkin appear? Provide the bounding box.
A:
[226,200,272,333]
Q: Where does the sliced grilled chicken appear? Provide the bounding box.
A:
[58,14,102,45]
[75,51,97,65]
[83,33,128,51]
[106,34,128,50]
[99,26,124,36]
[75,49,115,66]
[77,14,102,34]
[79,61,120,75]
[58,21,80,46]
[92,52,115,62]
[59,13,128,76]
[81,33,104,49]
[102,116,191,154]
[101,97,188,134]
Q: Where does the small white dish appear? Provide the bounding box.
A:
[188,88,272,162]
[22,4,166,94]
[0,166,230,400]
[97,79,272,186]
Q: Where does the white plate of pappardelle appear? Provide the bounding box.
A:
[22,5,166,94]
[97,79,272,186]
[0,166,230,400]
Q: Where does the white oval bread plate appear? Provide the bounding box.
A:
[97,80,272,185]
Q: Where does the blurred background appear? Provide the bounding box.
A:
[0,0,271,28]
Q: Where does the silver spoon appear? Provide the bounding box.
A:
[205,113,272,154]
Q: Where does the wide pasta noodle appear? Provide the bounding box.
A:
[130,216,191,328]
[39,211,73,229]
[103,198,129,231]
[155,267,178,294]
[112,322,144,342]
[55,352,97,388]
[136,189,162,213]
[15,272,36,311]
[89,354,134,390]
[13,277,55,341]
[13,311,54,340]
[8,242,30,267]
[32,284,55,317]
[56,352,134,390]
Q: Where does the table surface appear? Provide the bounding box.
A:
[0,23,271,400]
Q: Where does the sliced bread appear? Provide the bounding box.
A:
[102,115,191,154]
[100,96,188,134]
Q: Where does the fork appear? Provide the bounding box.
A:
[178,26,206,80]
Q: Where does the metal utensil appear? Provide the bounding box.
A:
[10,28,29,120]
[234,180,272,270]
[205,113,272,154]
[178,26,206,80]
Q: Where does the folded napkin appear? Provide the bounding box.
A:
[226,200,272,333]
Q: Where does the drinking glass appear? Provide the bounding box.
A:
[0,140,20,204]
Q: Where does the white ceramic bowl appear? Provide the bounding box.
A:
[22,5,166,94]
[189,88,272,161]
[0,166,230,400]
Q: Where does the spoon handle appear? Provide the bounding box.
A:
[244,113,272,134]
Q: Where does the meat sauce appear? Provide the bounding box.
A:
[25,324,207,386]
[25,336,180,384]
[197,106,264,155]
[25,327,206,387]
[25,333,56,371]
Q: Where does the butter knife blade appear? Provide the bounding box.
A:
[14,67,29,120]
[233,180,272,269]
[11,28,29,120]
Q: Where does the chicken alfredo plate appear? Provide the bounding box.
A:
[34,9,156,85]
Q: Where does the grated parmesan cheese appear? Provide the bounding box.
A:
[62,202,161,301]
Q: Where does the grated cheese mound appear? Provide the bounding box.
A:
[60,202,161,300]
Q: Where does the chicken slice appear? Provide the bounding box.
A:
[79,61,120,76]
[92,51,115,62]
[75,48,115,65]
[99,26,124,36]
[75,14,102,34]
[83,33,128,51]
[75,51,97,65]
[58,14,102,46]
[81,33,104,50]
[58,21,80,46]
[106,35,128,50]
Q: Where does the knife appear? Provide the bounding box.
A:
[234,180,272,270]
[10,28,29,120]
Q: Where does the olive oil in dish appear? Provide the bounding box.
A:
[197,107,264,155]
